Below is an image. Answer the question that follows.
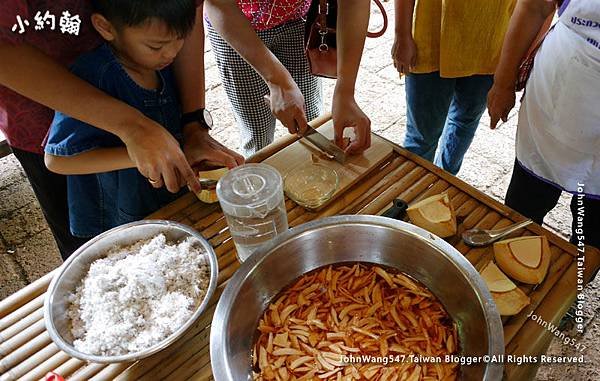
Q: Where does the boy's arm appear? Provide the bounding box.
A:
[333,0,371,154]
[487,0,556,129]
[45,148,134,175]
[0,42,200,193]
[392,0,417,75]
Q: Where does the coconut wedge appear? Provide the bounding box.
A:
[406,194,457,238]
[494,236,550,285]
[195,167,228,204]
[481,262,530,316]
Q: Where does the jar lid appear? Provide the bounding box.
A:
[216,163,284,218]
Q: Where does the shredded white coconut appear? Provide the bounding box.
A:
[67,233,211,356]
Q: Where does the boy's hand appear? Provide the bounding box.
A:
[391,35,417,76]
[183,124,244,175]
[122,119,201,194]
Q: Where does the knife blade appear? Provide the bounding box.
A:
[301,124,347,164]
[199,178,218,190]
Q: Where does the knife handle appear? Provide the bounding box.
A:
[381,199,409,220]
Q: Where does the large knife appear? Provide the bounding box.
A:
[301,124,347,164]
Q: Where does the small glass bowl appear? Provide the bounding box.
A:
[284,163,339,209]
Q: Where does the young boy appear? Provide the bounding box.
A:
[44,0,196,238]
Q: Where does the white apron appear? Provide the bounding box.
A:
[516,0,600,197]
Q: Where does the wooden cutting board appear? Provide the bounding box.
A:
[263,120,394,211]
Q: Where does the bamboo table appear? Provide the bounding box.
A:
[1,115,598,381]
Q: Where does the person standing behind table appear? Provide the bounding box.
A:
[0,0,244,259]
[392,0,517,175]
[488,0,600,249]
[204,0,372,156]
[43,0,218,239]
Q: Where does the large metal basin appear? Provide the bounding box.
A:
[211,215,504,380]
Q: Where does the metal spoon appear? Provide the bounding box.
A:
[462,219,533,247]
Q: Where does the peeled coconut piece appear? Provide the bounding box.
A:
[406,193,457,238]
[494,236,550,285]
[481,262,530,316]
[195,167,228,204]
[481,261,516,293]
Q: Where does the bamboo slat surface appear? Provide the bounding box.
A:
[1,121,598,381]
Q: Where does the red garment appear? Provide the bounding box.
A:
[238,0,311,31]
[0,1,102,154]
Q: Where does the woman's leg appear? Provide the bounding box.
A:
[271,20,323,122]
[570,194,600,249]
[206,23,277,156]
[505,159,562,225]
[11,147,87,260]
[436,74,493,175]
[403,72,455,162]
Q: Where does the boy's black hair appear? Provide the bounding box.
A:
[92,0,196,38]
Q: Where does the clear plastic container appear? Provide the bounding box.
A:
[216,163,288,262]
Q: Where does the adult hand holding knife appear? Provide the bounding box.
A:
[264,93,372,162]
[263,80,309,136]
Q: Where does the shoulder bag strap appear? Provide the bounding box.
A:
[367,0,388,38]
[317,0,329,33]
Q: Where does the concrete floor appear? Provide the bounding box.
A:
[0,2,597,379]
